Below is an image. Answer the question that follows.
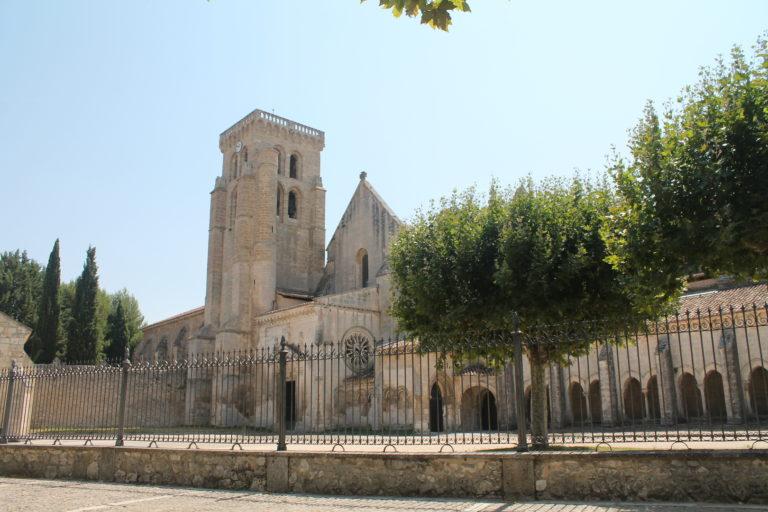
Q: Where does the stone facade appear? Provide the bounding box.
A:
[135,307,203,362]
[131,109,768,436]
[134,109,407,430]
[0,313,34,439]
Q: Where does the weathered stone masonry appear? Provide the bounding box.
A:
[0,445,766,503]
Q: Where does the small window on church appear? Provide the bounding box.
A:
[231,154,238,180]
[276,187,282,218]
[229,188,237,230]
[289,154,299,179]
[288,191,298,219]
[357,248,369,288]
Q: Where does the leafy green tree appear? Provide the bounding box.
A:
[66,247,101,363]
[0,250,43,328]
[605,38,768,295]
[60,283,144,361]
[104,299,129,362]
[28,240,62,363]
[390,178,674,448]
[109,288,145,350]
[361,0,471,31]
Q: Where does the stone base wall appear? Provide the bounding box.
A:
[0,445,767,503]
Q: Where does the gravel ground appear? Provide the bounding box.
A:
[0,477,766,512]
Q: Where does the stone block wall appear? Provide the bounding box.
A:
[0,445,767,503]
[0,311,33,369]
[0,312,35,437]
[29,369,187,431]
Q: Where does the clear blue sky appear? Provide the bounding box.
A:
[0,1,765,324]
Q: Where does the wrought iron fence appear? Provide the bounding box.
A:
[1,304,766,450]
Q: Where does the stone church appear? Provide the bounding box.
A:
[137,108,401,366]
[135,108,768,434]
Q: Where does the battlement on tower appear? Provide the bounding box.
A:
[219,108,324,150]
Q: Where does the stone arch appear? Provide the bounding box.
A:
[460,386,497,431]
[156,336,168,362]
[704,370,727,422]
[138,338,153,362]
[289,152,301,179]
[588,380,602,424]
[646,375,661,421]
[356,248,369,288]
[569,381,588,425]
[275,146,285,175]
[288,189,299,219]
[173,327,188,361]
[429,382,445,432]
[748,366,768,419]
[431,373,455,405]
[623,377,644,421]
[680,372,703,421]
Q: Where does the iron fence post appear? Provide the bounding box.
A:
[115,346,131,447]
[277,336,287,451]
[0,360,18,444]
[512,329,528,452]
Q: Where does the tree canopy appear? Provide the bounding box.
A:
[361,0,471,31]
[0,250,43,328]
[390,177,677,447]
[605,38,768,300]
[104,299,130,362]
[390,177,671,351]
[66,247,101,363]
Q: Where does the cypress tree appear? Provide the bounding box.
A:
[104,299,129,362]
[66,247,100,363]
[30,240,62,363]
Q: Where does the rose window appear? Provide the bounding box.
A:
[343,331,373,374]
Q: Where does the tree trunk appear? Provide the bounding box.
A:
[529,347,549,449]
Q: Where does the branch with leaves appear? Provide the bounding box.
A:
[361,0,471,31]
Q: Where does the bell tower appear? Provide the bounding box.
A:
[201,109,326,351]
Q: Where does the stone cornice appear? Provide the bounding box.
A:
[317,303,381,315]
[219,109,325,152]
[255,303,318,326]
[143,307,205,332]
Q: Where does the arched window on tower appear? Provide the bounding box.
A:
[288,190,298,219]
[229,188,237,230]
[289,153,299,179]
[276,185,284,220]
[357,248,369,288]
[276,147,285,175]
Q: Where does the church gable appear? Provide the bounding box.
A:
[318,173,402,296]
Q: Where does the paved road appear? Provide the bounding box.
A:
[0,477,766,512]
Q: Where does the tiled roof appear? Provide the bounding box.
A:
[142,306,205,331]
[679,283,768,313]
